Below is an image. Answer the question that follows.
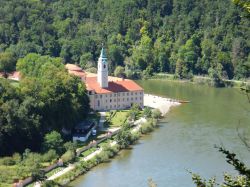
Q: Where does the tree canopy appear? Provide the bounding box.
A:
[0,0,248,80]
[0,53,89,156]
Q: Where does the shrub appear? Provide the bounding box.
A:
[42,149,58,163]
[42,180,60,187]
[140,121,154,134]
[0,156,15,166]
[96,151,109,163]
[61,150,75,163]
[143,107,152,118]
[152,109,162,119]
[140,118,159,134]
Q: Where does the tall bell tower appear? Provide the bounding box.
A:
[97,46,108,88]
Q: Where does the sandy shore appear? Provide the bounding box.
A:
[144,94,181,115]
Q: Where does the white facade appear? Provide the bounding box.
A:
[97,48,108,88]
[89,90,144,111]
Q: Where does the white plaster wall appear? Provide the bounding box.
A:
[91,91,144,111]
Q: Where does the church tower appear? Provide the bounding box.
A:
[97,46,108,88]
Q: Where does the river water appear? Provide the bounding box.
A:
[70,80,250,187]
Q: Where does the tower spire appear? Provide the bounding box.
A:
[97,44,108,88]
[100,44,107,58]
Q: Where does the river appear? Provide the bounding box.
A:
[70,80,250,187]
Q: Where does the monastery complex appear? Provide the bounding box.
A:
[0,48,144,111]
[66,47,144,111]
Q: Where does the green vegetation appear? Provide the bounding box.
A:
[140,118,158,134]
[0,0,248,82]
[0,53,90,185]
[0,52,16,77]
[45,107,161,186]
[106,110,129,127]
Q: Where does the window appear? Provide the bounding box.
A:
[135,92,137,95]
[104,64,106,68]
[135,97,137,100]
[127,98,129,101]
[97,100,100,106]
[110,99,112,102]
[131,98,133,101]
[95,95,98,99]
[123,93,125,96]
[100,95,102,98]
[127,93,129,96]
[131,92,133,95]
[114,99,116,102]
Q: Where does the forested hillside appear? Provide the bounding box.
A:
[0,0,249,80]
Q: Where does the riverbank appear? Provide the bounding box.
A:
[151,73,250,88]
[144,94,181,115]
[34,94,181,186]
[69,80,250,187]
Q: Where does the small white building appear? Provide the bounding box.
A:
[66,47,144,111]
[72,120,96,142]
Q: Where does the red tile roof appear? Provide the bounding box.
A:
[85,76,143,94]
[68,70,85,77]
[66,63,143,94]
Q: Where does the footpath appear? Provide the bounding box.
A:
[33,94,181,187]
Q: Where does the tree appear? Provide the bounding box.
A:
[114,66,125,78]
[233,0,250,14]
[208,63,224,87]
[115,123,135,148]
[0,52,15,77]
[143,107,152,118]
[42,131,63,154]
[152,109,162,119]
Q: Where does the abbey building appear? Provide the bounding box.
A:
[66,47,144,111]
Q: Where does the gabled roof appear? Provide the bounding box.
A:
[65,63,143,94]
[85,76,143,94]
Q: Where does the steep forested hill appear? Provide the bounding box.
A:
[0,0,249,79]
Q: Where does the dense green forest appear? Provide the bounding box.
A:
[0,0,249,80]
[0,54,89,156]
[0,0,249,155]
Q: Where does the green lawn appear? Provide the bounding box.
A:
[106,110,129,127]
[45,166,65,178]
[80,147,97,158]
